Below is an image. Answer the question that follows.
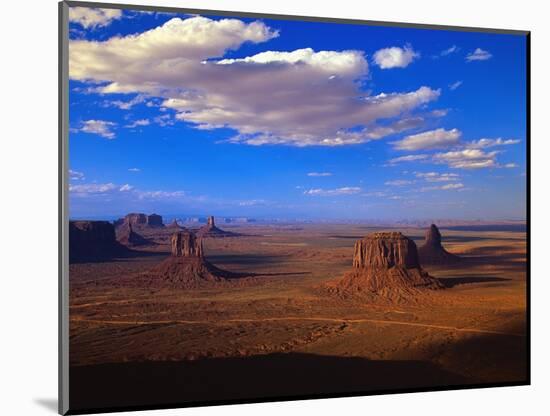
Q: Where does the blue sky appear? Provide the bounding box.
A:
[67,7,527,221]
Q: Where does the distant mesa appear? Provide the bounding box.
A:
[114,213,165,229]
[329,232,442,298]
[196,216,240,238]
[116,222,151,247]
[417,224,461,265]
[69,220,127,263]
[150,231,242,287]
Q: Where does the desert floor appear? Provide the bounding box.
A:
[68,224,527,412]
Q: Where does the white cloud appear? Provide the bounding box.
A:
[430,109,449,117]
[388,154,429,164]
[373,46,419,69]
[434,149,499,169]
[69,183,119,194]
[385,180,413,186]
[466,48,492,61]
[466,138,521,148]
[415,172,460,182]
[69,169,85,180]
[70,17,440,146]
[238,199,267,206]
[137,190,185,200]
[69,7,123,29]
[125,119,150,128]
[449,81,463,91]
[69,182,186,200]
[440,45,458,56]
[421,182,465,191]
[77,120,116,139]
[504,163,519,168]
[105,94,147,110]
[393,128,461,151]
[307,172,332,177]
[304,187,361,196]
[128,168,141,172]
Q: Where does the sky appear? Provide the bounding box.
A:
[67,6,527,221]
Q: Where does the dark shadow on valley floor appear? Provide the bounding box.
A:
[69,352,471,412]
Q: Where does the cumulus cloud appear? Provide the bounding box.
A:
[415,172,460,182]
[104,94,147,110]
[421,183,465,191]
[69,7,123,29]
[304,187,361,196]
[125,119,150,128]
[466,48,492,61]
[128,168,141,172]
[388,154,429,164]
[307,172,332,177]
[393,128,461,151]
[137,190,185,200]
[449,81,463,91]
[434,149,499,169]
[69,169,85,180]
[373,46,419,69]
[70,181,186,201]
[466,138,520,148]
[70,17,440,146]
[77,120,116,139]
[69,182,125,194]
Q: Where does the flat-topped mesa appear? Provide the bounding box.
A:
[330,231,442,297]
[171,231,203,258]
[353,232,420,269]
[69,220,126,262]
[114,213,165,229]
[418,224,460,265]
[116,222,150,247]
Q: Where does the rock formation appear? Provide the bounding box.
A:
[171,231,203,257]
[114,213,165,229]
[331,232,442,297]
[151,231,239,286]
[166,219,184,229]
[69,221,126,262]
[147,213,164,227]
[196,216,240,238]
[417,224,460,265]
[116,222,150,247]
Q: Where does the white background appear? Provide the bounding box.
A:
[1,0,547,414]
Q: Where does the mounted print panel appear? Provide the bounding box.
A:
[59,1,529,414]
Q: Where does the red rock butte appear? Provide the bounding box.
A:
[197,216,240,238]
[150,231,236,287]
[417,224,461,265]
[331,232,442,297]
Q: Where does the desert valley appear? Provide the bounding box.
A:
[68,214,527,411]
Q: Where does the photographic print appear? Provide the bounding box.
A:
[60,1,529,414]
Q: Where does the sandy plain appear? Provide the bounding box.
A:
[68,224,527,411]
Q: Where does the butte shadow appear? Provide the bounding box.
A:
[69,352,471,413]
